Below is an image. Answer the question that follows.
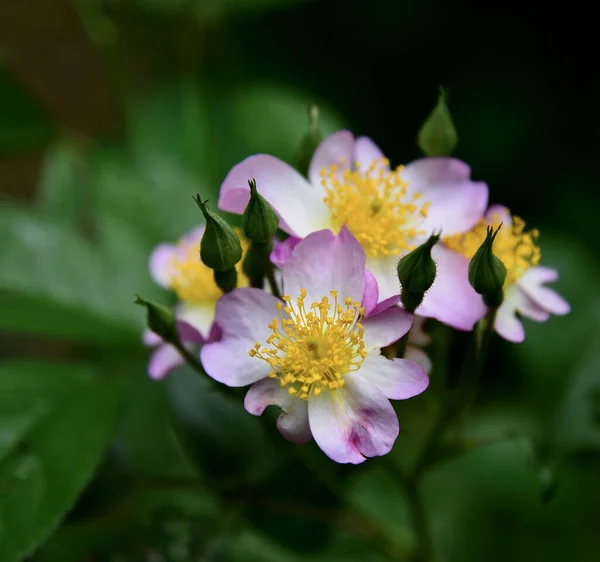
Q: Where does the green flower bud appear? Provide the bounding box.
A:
[243,179,279,244]
[134,295,177,343]
[214,267,238,293]
[417,88,458,157]
[194,195,242,271]
[397,233,440,294]
[243,242,270,288]
[468,225,507,308]
[296,104,323,177]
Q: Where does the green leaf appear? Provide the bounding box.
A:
[0,361,125,562]
[0,197,165,342]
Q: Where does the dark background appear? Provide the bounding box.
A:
[1,1,599,561]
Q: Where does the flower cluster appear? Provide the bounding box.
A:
[143,129,569,463]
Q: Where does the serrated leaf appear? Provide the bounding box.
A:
[0,361,125,562]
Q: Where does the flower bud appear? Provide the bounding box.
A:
[397,233,440,313]
[243,179,279,244]
[214,268,238,293]
[468,225,507,308]
[135,295,177,343]
[296,104,323,177]
[194,195,242,271]
[417,88,458,157]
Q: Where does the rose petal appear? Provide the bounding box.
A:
[175,319,205,344]
[219,154,331,237]
[404,346,432,374]
[149,243,176,287]
[270,236,301,268]
[148,343,185,380]
[143,328,161,347]
[308,130,355,187]
[494,286,525,343]
[283,227,366,307]
[402,158,488,236]
[362,307,413,349]
[485,205,512,226]
[244,379,312,444]
[417,245,487,330]
[354,136,390,173]
[201,336,272,387]
[308,375,399,464]
[358,352,429,399]
[517,267,570,315]
[213,287,282,340]
[362,268,379,316]
[365,254,401,302]
[178,302,216,341]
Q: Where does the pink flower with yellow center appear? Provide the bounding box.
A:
[144,226,248,379]
[218,130,489,330]
[444,205,570,342]
[201,227,429,464]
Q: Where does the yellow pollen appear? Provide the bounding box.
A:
[168,228,249,303]
[443,211,541,286]
[249,289,366,400]
[321,158,430,258]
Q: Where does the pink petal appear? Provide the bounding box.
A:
[283,227,366,308]
[149,243,176,287]
[358,353,429,400]
[402,158,488,236]
[201,337,272,387]
[270,236,301,268]
[485,205,512,226]
[213,287,282,340]
[244,379,312,444]
[494,287,525,343]
[362,307,413,349]
[417,245,487,330]
[367,295,401,317]
[308,375,399,464]
[175,319,204,344]
[365,254,401,302]
[178,302,216,341]
[143,328,161,347]
[517,267,570,315]
[354,136,390,174]
[404,346,432,374]
[308,130,354,187]
[148,344,185,380]
[362,268,379,316]
[219,154,330,237]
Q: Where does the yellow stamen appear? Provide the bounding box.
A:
[249,289,365,400]
[321,158,429,258]
[168,228,249,303]
[443,211,541,286]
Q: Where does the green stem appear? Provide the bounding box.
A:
[405,481,433,562]
[266,265,282,299]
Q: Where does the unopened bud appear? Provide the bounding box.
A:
[243,179,279,243]
[468,225,507,308]
[135,295,177,343]
[417,88,458,157]
[214,268,237,293]
[194,195,242,271]
[296,104,324,177]
[397,233,440,313]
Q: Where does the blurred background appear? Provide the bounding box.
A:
[1,1,599,561]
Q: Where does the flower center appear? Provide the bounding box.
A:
[249,289,367,400]
[321,158,430,258]
[168,229,248,304]
[443,212,541,286]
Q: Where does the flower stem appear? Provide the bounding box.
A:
[405,480,433,562]
[266,265,282,299]
[171,339,205,375]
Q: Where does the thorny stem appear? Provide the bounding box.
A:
[389,308,498,561]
